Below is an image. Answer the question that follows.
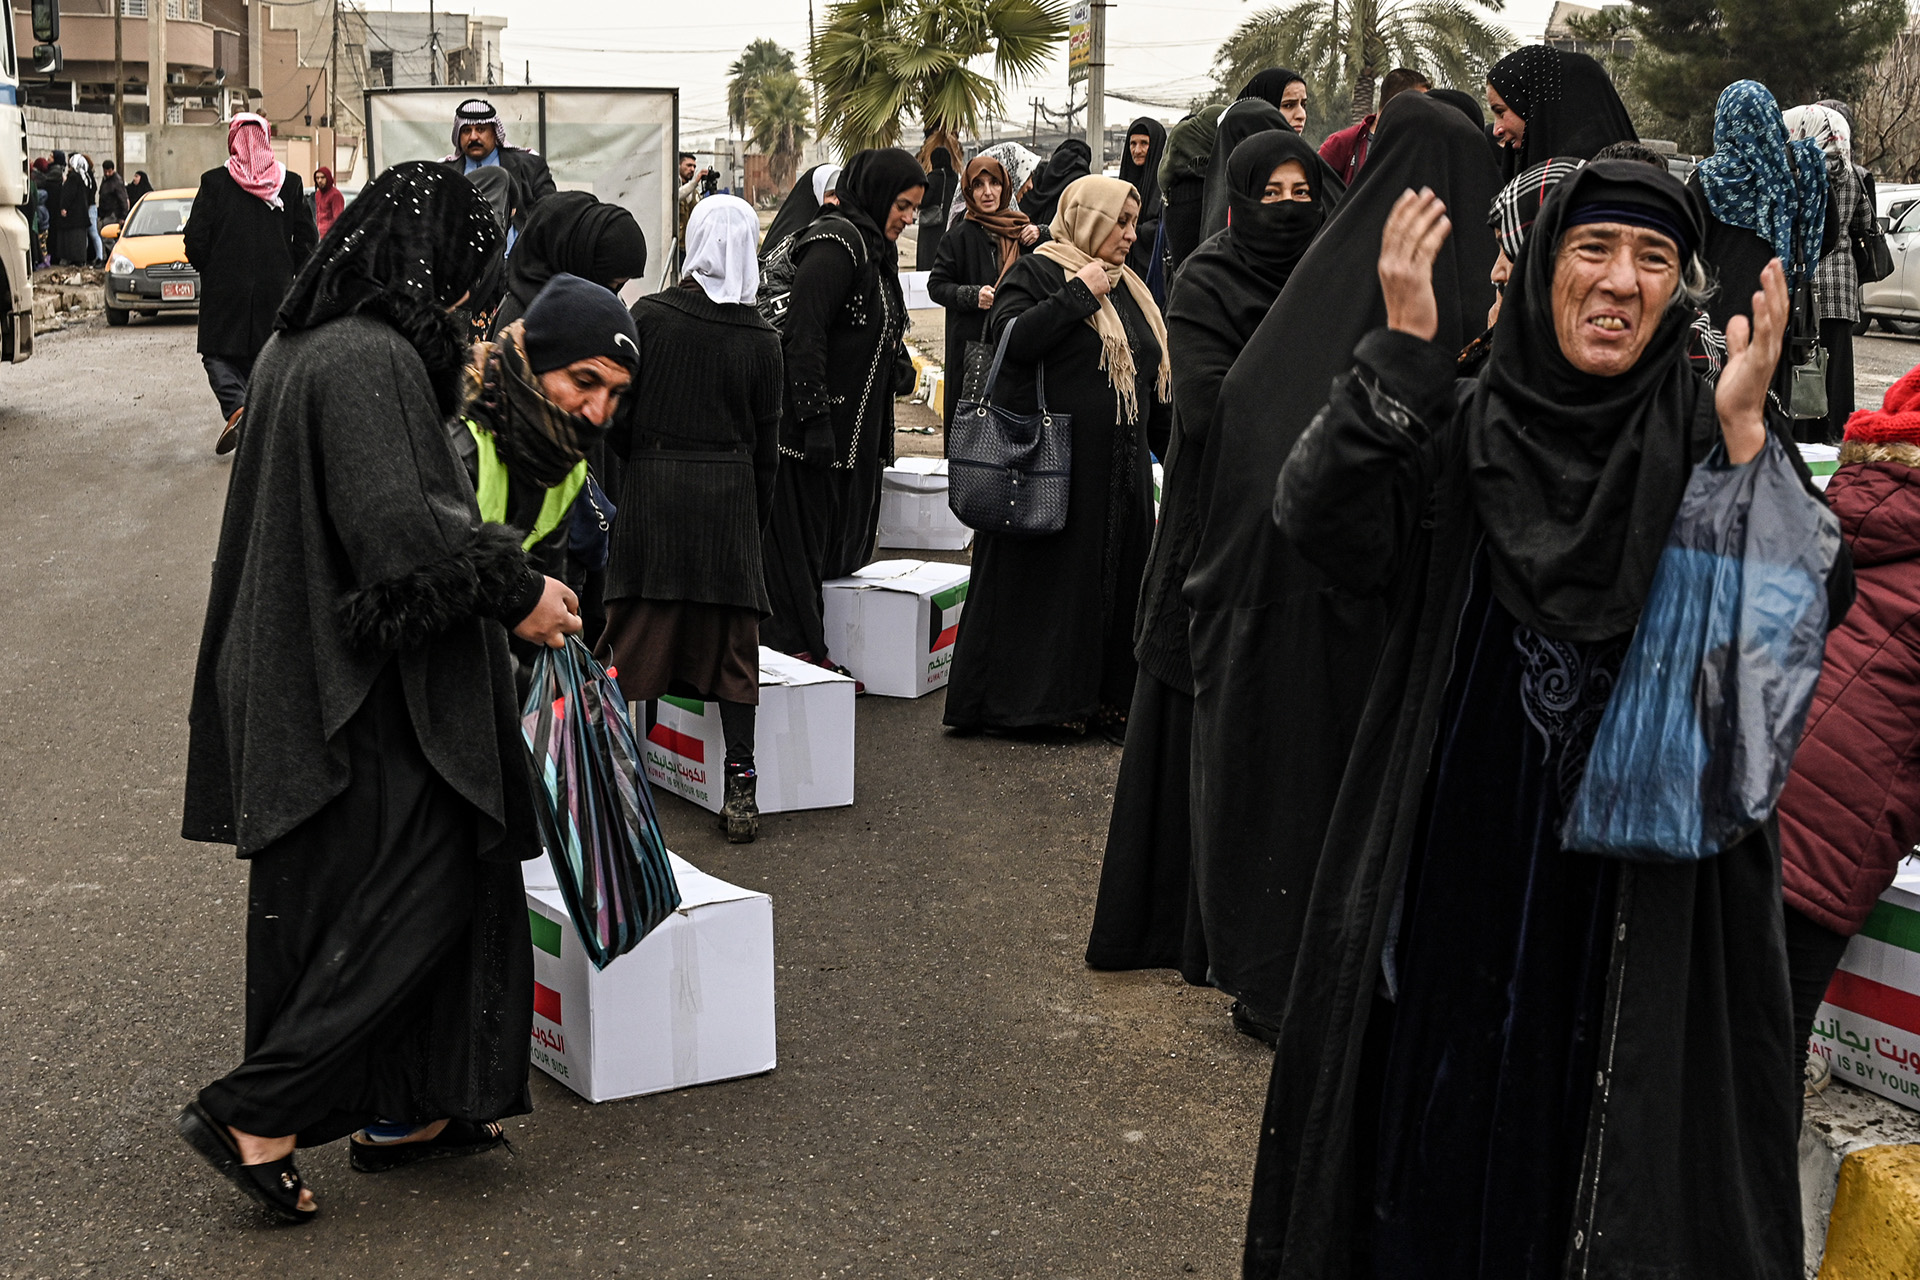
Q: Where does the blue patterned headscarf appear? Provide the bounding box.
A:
[1694,80,1829,287]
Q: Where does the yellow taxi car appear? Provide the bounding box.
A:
[102,188,197,327]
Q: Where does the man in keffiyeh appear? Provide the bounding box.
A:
[183,113,317,454]
[441,97,557,227]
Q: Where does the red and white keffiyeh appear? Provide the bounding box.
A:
[226,113,285,210]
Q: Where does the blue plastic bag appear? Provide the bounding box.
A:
[521,637,680,968]
[1562,434,1840,861]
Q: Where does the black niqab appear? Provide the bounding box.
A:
[1469,160,1717,642]
[1238,68,1305,112]
[1022,138,1091,228]
[832,147,928,271]
[503,191,647,309]
[1220,130,1329,292]
[277,161,502,414]
[1200,98,1287,239]
[1487,46,1637,178]
[1119,116,1167,221]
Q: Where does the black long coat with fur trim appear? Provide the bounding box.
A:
[182,313,543,861]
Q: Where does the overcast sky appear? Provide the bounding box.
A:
[451,0,1564,142]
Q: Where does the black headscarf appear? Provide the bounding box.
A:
[1487,46,1637,178]
[832,147,928,270]
[1238,68,1306,113]
[1119,116,1168,221]
[1185,89,1500,620]
[1469,159,1716,642]
[765,162,836,250]
[504,191,647,310]
[1200,98,1287,239]
[1429,87,1486,131]
[1022,138,1091,229]
[1219,130,1330,292]
[277,160,502,415]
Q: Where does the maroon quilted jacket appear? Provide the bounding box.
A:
[1779,459,1920,934]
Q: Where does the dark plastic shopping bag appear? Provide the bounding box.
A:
[521,637,680,968]
[1562,434,1840,861]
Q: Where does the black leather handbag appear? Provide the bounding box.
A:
[947,316,1073,538]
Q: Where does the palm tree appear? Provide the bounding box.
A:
[728,39,798,140]
[748,70,814,191]
[810,0,1070,155]
[1214,0,1513,140]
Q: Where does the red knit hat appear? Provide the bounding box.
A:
[1845,362,1920,446]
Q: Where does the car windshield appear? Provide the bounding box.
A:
[124,198,192,236]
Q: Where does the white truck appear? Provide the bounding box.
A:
[0,0,65,364]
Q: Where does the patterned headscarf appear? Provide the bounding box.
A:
[1488,157,1586,260]
[226,113,286,210]
[1782,103,1852,168]
[1694,80,1830,286]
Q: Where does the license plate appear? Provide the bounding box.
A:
[162,281,196,301]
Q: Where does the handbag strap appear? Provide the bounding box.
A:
[978,314,1051,415]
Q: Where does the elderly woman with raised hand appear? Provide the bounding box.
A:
[177,162,581,1224]
[601,195,785,844]
[944,175,1170,739]
[927,153,1045,432]
[1241,160,1840,1280]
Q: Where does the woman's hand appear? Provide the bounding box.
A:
[513,576,583,649]
[1378,188,1451,342]
[1715,258,1788,465]
[1019,224,1040,246]
[1075,260,1112,297]
[977,286,996,310]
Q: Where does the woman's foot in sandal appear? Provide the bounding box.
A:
[176,1100,317,1222]
[349,1118,508,1173]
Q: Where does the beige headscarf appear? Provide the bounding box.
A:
[1033,175,1171,425]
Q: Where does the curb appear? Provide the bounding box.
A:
[1819,1143,1920,1278]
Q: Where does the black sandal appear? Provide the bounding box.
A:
[349,1119,509,1173]
[175,1100,317,1224]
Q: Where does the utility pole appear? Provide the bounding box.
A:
[328,0,339,130]
[112,0,124,170]
[1085,0,1107,168]
[524,59,530,86]
[1030,97,1041,149]
[427,0,437,85]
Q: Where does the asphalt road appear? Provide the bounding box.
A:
[0,312,1272,1279]
[6,309,1916,1280]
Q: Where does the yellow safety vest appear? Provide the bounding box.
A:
[466,419,588,551]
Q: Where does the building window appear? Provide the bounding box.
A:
[369,49,393,88]
[120,0,147,17]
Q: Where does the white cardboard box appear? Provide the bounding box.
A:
[877,457,974,551]
[1814,858,1920,1110]
[901,269,934,311]
[524,853,776,1103]
[640,647,855,814]
[822,558,971,699]
[1799,442,1838,492]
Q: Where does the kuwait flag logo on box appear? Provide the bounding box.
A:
[1816,892,1920,1109]
[929,581,968,654]
[646,694,707,762]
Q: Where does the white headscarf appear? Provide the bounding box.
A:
[811,164,843,206]
[1783,103,1852,168]
[684,194,761,305]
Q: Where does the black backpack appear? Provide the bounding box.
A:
[756,214,867,331]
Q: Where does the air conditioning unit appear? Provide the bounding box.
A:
[169,71,185,84]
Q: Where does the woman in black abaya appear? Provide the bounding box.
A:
[944,176,1170,736]
[758,148,926,666]
[1183,92,1499,1043]
[927,154,1044,432]
[1199,98,1287,240]
[1021,138,1092,229]
[1485,45,1637,180]
[1086,129,1332,977]
[1161,107,1223,271]
[489,189,647,335]
[1117,116,1167,280]
[1246,160,1833,1280]
[178,163,576,1221]
[763,162,843,255]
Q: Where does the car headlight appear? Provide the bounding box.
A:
[108,254,133,275]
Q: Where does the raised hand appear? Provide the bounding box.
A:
[1715,258,1788,465]
[1378,188,1451,342]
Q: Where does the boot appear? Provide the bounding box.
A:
[720,761,759,844]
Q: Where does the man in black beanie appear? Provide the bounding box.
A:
[443,97,556,227]
[451,273,637,614]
